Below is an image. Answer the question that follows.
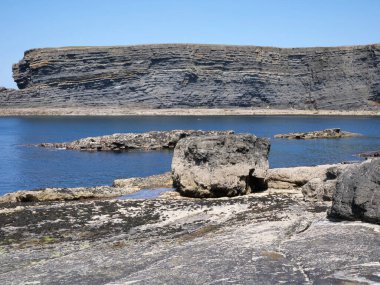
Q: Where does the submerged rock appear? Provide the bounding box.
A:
[39,130,233,151]
[274,128,361,139]
[172,134,270,198]
[329,158,380,224]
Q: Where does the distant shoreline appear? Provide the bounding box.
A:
[0,107,380,116]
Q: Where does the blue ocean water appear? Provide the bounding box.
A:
[0,115,379,195]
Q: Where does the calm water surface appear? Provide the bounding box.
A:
[0,116,379,195]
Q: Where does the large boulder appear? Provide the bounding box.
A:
[171,134,270,198]
[329,158,380,224]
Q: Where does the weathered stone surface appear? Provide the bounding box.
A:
[113,172,172,189]
[0,186,133,203]
[0,191,379,284]
[172,134,270,197]
[301,164,356,201]
[1,44,380,110]
[266,163,352,189]
[329,158,380,224]
[274,128,361,139]
[39,130,233,151]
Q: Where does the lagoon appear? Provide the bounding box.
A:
[0,115,379,195]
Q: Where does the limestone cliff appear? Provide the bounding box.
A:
[1,44,380,109]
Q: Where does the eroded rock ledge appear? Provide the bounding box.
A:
[39,130,233,151]
[0,172,172,203]
[274,128,361,139]
[1,44,380,110]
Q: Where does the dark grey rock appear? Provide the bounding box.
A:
[329,158,380,224]
[358,149,380,158]
[1,44,380,110]
[172,134,270,197]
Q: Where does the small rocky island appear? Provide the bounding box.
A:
[0,131,379,284]
[39,130,233,151]
[274,128,361,139]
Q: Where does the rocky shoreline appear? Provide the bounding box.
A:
[0,185,379,284]
[0,131,379,284]
[1,107,380,116]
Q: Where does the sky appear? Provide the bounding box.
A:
[1,0,380,88]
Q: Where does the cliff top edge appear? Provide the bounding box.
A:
[23,43,380,56]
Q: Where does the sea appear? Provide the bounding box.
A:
[0,115,379,195]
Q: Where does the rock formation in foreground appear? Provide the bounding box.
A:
[274,128,361,139]
[39,130,233,151]
[329,158,380,224]
[266,163,356,201]
[0,190,379,284]
[1,44,380,110]
[172,134,270,197]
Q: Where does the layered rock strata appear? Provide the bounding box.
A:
[172,134,270,197]
[330,158,380,224]
[274,128,361,139]
[39,130,233,151]
[1,43,380,110]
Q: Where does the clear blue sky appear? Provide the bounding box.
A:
[1,0,380,88]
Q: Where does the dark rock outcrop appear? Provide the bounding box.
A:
[1,44,380,110]
[39,130,233,151]
[274,128,361,139]
[329,158,380,224]
[358,150,380,158]
[172,134,270,197]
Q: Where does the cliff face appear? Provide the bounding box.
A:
[1,44,380,109]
